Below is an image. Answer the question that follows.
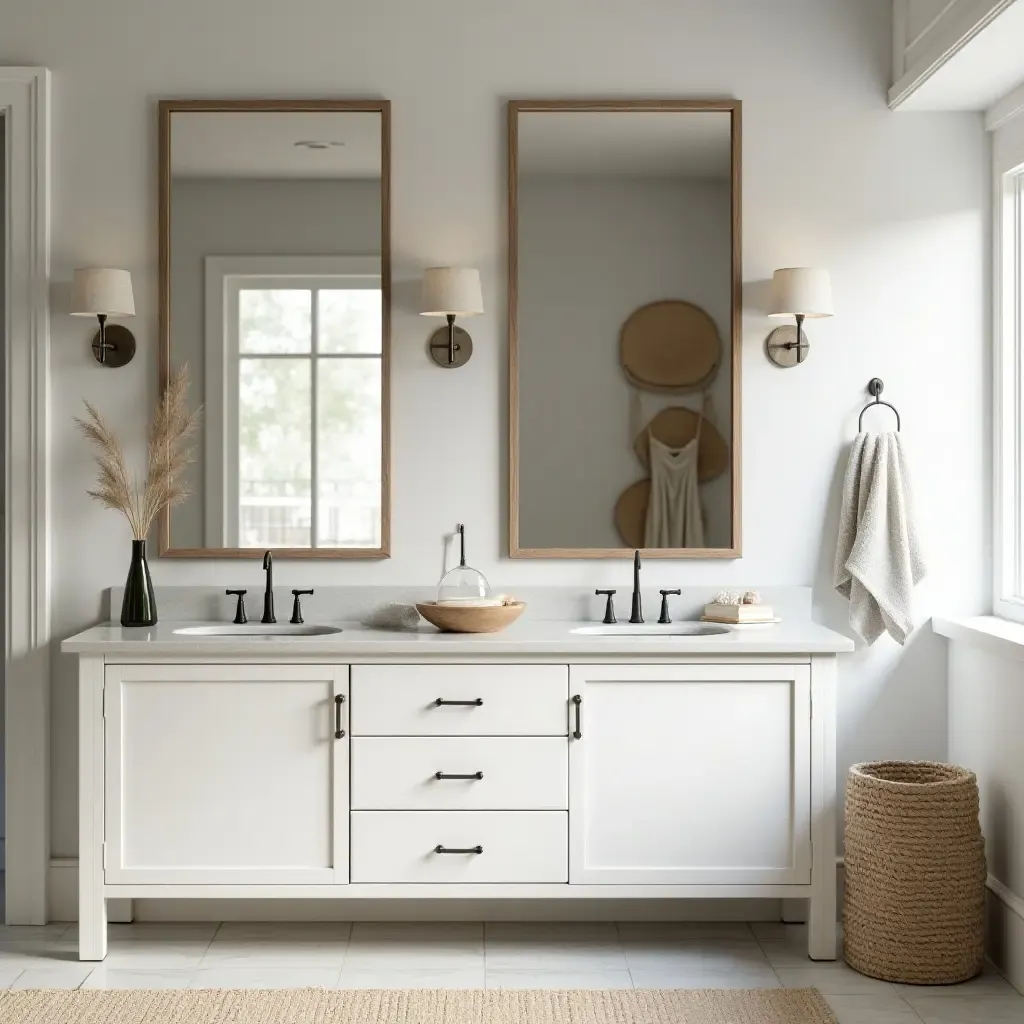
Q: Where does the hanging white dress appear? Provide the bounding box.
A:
[644,434,705,548]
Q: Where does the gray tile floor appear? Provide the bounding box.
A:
[0,920,1017,1022]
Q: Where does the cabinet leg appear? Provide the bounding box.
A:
[781,898,807,924]
[107,899,134,924]
[79,657,108,960]
[808,654,838,961]
[79,894,107,962]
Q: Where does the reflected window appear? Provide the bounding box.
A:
[212,262,382,548]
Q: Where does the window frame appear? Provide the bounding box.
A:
[993,113,1024,622]
[203,255,382,550]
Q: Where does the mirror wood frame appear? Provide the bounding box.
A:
[157,98,392,559]
[507,98,742,559]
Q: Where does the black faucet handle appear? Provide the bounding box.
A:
[226,589,248,625]
[595,589,617,625]
[290,589,314,625]
[658,589,682,625]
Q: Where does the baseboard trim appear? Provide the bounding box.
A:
[989,874,1024,922]
[986,875,1024,995]
[45,858,843,924]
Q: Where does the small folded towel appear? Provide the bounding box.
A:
[834,431,926,645]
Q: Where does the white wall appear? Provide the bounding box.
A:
[948,639,1024,990]
[1,0,988,862]
[517,177,732,550]
[168,176,381,548]
[0,117,6,857]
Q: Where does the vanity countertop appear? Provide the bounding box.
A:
[62,618,854,657]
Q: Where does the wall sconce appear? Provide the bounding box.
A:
[70,268,137,368]
[420,267,484,369]
[764,267,833,368]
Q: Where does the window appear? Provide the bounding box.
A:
[205,257,382,549]
[994,114,1024,621]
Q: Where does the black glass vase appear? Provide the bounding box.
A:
[121,539,157,627]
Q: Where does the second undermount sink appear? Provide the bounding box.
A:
[572,622,731,637]
[173,624,343,637]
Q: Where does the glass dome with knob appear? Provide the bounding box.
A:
[437,524,500,606]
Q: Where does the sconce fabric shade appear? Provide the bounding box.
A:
[767,268,833,319]
[420,268,484,317]
[70,268,135,318]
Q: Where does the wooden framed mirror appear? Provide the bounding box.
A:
[158,99,391,558]
[508,99,741,558]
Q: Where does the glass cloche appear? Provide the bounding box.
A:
[436,524,496,606]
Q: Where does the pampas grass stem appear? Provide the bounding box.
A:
[76,366,202,540]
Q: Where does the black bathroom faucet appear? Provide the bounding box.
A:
[262,550,276,624]
[629,549,643,624]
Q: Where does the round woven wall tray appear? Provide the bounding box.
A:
[633,407,729,482]
[620,300,722,393]
[614,480,651,550]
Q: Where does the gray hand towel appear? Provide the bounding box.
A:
[834,431,926,645]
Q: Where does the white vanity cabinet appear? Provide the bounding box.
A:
[68,636,842,964]
[568,664,810,885]
[102,664,349,886]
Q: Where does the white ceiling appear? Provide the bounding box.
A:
[170,111,382,179]
[897,0,1024,111]
[517,110,732,179]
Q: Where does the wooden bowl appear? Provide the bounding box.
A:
[416,601,526,634]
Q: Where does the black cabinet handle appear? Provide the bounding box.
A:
[434,845,483,855]
[434,771,484,780]
[334,694,346,739]
[572,694,582,739]
[434,697,483,707]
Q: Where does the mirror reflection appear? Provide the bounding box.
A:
[510,102,740,556]
[161,103,389,556]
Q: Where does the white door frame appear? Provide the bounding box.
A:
[2,67,51,924]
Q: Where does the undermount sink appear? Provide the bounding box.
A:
[173,624,343,637]
[572,622,731,637]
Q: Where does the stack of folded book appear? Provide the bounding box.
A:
[701,601,777,624]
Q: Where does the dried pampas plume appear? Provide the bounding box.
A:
[76,366,202,540]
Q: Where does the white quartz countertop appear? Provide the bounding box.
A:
[61,618,855,657]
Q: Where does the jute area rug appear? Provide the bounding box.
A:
[0,987,836,1023]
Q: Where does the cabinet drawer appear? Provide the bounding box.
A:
[352,737,568,810]
[351,811,568,883]
[350,665,568,736]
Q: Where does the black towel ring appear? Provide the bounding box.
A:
[858,378,901,432]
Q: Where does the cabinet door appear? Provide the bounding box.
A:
[104,664,348,884]
[568,664,811,885]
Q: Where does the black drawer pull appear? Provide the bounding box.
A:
[334,694,346,739]
[435,771,484,780]
[434,697,483,707]
[572,694,582,739]
[434,844,483,855]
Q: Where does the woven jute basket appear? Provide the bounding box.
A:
[844,761,986,985]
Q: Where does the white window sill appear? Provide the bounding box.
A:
[933,615,1024,663]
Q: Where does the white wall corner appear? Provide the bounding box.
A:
[987,79,1024,131]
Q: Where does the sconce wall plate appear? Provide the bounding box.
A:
[428,325,473,368]
[765,321,808,368]
[91,323,137,368]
